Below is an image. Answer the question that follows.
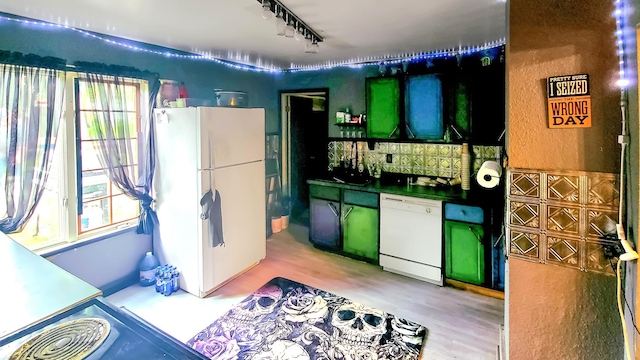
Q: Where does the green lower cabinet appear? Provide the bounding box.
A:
[342,205,379,262]
[445,221,485,285]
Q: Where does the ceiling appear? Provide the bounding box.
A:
[0,0,507,69]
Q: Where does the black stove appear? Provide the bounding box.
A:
[0,298,207,359]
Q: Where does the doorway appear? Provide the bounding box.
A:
[280,89,329,226]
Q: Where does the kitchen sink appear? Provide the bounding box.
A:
[332,175,373,186]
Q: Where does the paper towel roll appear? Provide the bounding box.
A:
[476,161,502,189]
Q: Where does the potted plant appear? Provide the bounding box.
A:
[280,196,290,230]
[270,202,282,234]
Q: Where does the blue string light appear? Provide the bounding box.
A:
[613,0,629,88]
[0,14,505,73]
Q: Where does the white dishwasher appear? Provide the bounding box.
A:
[379,193,443,285]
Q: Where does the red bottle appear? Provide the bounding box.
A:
[178,82,188,99]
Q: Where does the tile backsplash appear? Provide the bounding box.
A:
[328,141,502,178]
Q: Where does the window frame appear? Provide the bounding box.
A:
[74,77,143,236]
[5,71,149,252]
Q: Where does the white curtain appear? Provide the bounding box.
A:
[0,65,66,232]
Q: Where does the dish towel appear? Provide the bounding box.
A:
[200,189,225,247]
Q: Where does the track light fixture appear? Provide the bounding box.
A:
[275,6,286,36]
[294,24,305,41]
[285,14,295,38]
[261,0,273,20]
[257,0,322,54]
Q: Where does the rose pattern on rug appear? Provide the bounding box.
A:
[187,277,427,360]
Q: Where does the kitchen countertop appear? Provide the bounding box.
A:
[0,232,102,340]
[307,178,503,206]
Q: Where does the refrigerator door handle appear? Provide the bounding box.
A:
[207,133,215,192]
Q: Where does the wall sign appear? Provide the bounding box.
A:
[547,74,591,128]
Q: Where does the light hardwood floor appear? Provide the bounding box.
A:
[108,224,504,360]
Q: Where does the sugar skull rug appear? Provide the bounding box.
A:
[187,277,427,360]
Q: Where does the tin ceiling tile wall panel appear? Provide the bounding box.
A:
[472,145,483,159]
[547,205,580,235]
[438,144,452,157]
[585,240,616,275]
[510,171,541,198]
[587,174,620,209]
[510,202,540,228]
[452,144,462,157]
[547,174,580,204]
[509,228,541,261]
[587,209,618,239]
[412,143,425,155]
[546,235,580,269]
[507,168,619,276]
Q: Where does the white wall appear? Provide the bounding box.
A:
[46,229,151,289]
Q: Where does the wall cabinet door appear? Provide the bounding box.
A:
[450,77,471,141]
[470,64,505,144]
[342,205,379,262]
[445,221,485,285]
[405,74,444,140]
[309,198,341,249]
[366,77,401,139]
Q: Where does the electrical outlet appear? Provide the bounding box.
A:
[386,154,393,163]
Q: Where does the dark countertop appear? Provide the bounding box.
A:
[307,178,504,207]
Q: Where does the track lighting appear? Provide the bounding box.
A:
[257,0,323,53]
[261,0,273,20]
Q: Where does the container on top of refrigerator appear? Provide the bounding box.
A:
[214,89,248,107]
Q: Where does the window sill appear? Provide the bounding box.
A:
[38,224,140,258]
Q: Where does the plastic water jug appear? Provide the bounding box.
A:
[139,252,160,287]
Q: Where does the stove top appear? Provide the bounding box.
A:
[9,318,110,360]
[0,298,206,360]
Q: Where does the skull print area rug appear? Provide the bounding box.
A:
[187,277,427,360]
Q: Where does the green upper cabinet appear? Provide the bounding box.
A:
[342,205,379,262]
[405,74,444,140]
[366,77,401,139]
[450,76,471,141]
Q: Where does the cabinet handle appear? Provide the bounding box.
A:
[469,226,483,243]
[450,124,463,139]
[494,233,504,248]
[327,203,338,217]
[425,207,431,214]
[343,206,354,220]
[460,210,466,216]
[498,129,506,142]
[406,124,416,139]
[388,125,399,138]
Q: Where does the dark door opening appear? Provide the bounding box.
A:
[287,92,328,226]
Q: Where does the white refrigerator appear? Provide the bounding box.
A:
[153,106,266,298]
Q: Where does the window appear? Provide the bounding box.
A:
[76,79,142,234]
[5,72,148,251]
